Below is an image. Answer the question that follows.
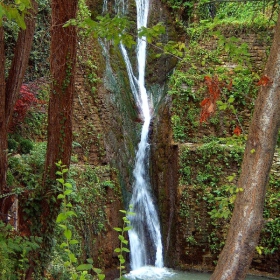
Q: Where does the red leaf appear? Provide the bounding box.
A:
[257,75,272,86]
[200,98,211,107]
[233,126,241,136]
[227,79,233,90]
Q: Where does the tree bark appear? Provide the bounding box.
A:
[44,0,78,181]
[0,0,38,223]
[210,13,280,280]
[5,0,38,127]
[25,1,78,277]
[0,26,7,198]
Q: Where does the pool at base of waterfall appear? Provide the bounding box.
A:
[122,266,279,280]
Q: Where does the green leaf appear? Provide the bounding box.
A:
[66,210,77,217]
[68,252,77,263]
[76,264,93,271]
[64,229,72,240]
[60,242,68,248]
[56,213,67,223]
[113,227,122,232]
[64,189,72,195]
[58,224,67,230]
[93,268,103,274]
[87,258,93,264]
[228,96,235,103]
[124,226,132,231]
[69,239,79,245]
[114,248,121,253]
[57,178,65,184]
[57,194,65,199]
[64,182,72,188]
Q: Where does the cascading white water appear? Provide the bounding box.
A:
[121,0,164,270]
[101,0,164,270]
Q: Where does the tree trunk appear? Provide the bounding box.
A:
[0,26,7,201]
[24,1,78,277]
[0,1,38,223]
[44,0,78,181]
[210,13,280,280]
[5,0,38,127]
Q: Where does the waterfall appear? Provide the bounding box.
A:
[121,0,164,271]
[101,0,164,270]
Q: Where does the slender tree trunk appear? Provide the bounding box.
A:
[0,0,38,223]
[5,0,38,127]
[211,13,280,280]
[0,26,7,199]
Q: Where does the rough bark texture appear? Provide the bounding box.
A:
[0,26,7,197]
[210,13,280,280]
[44,0,78,180]
[23,1,78,278]
[5,0,38,127]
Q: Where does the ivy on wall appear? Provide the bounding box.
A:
[177,141,280,268]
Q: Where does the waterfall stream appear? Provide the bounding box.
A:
[102,0,164,271]
[119,0,164,271]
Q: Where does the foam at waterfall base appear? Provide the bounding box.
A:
[123,266,175,279]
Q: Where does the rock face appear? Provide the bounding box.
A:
[71,0,178,276]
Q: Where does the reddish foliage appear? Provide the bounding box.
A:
[227,79,233,91]
[9,83,40,131]
[200,76,221,123]
[257,75,272,86]
[233,126,242,136]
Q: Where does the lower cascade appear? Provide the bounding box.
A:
[119,0,164,271]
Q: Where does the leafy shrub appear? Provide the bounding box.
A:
[19,139,34,154]
[0,222,42,279]
[7,138,19,152]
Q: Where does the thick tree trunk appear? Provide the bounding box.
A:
[5,0,38,127]
[44,0,78,181]
[25,1,78,277]
[210,13,280,280]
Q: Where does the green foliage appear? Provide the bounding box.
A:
[168,28,259,143]
[114,207,134,279]
[8,138,19,152]
[0,222,42,279]
[205,179,243,219]
[0,0,32,29]
[65,14,135,48]
[55,161,105,280]
[214,1,278,26]
[138,23,165,43]
[178,143,280,259]
[28,1,51,80]
[178,142,243,256]
[19,138,34,154]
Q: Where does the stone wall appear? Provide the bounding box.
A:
[151,25,280,278]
